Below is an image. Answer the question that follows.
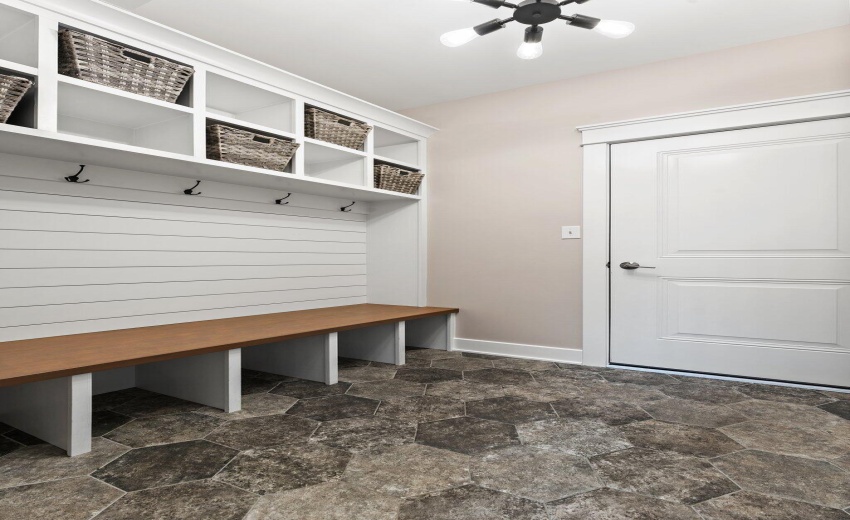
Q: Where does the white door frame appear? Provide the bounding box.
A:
[578,89,850,367]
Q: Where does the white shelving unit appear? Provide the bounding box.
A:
[0,0,436,280]
[0,0,435,202]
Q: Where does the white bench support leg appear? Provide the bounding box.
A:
[447,313,457,351]
[242,333,339,385]
[339,322,405,365]
[0,373,92,456]
[136,349,241,413]
[407,314,457,351]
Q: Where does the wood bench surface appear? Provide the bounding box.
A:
[0,304,458,387]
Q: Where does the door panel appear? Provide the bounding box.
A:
[611,118,850,387]
[660,279,847,349]
[663,140,849,257]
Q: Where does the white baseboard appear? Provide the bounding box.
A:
[454,338,583,365]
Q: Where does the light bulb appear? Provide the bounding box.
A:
[441,27,479,47]
[593,20,635,39]
[517,41,543,60]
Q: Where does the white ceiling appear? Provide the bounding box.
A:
[104,0,850,110]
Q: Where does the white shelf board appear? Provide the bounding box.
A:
[303,137,367,158]
[0,125,420,202]
[57,75,194,121]
[374,155,421,172]
[205,112,296,140]
[0,58,37,77]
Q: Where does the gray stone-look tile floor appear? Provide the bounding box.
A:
[0,350,848,519]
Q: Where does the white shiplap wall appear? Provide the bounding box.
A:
[0,153,369,341]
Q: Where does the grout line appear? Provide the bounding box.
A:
[89,487,127,519]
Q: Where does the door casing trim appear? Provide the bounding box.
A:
[578,89,850,367]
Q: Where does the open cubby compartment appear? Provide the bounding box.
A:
[374,126,421,166]
[206,118,295,174]
[0,66,36,129]
[0,4,38,69]
[57,77,194,155]
[207,72,294,134]
[304,140,366,186]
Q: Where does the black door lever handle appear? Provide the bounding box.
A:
[620,262,656,270]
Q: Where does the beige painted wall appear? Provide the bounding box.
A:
[403,25,850,351]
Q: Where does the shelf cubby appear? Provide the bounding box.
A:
[0,4,38,69]
[206,72,293,134]
[304,140,366,186]
[374,126,420,166]
[57,77,194,155]
[0,66,36,129]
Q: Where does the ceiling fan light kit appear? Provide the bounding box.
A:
[443,0,635,59]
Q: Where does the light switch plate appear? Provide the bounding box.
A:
[562,226,581,239]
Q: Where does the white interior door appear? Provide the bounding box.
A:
[610,118,850,388]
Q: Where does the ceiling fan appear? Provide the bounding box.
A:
[442,0,635,60]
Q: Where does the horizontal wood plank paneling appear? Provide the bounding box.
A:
[0,230,367,254]
[0,155,370,341]
[0,265,367,288]
[0,275,368,306]
[0,210,366,242]
[1,297,368,343]
[1,286,369,327]
[0,251,366,268]
[0,184,368,230]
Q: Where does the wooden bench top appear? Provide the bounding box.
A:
[0,304,458,387]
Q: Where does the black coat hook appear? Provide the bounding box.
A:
[340,201,356,212]
[275,193,292,205]
[65,165,90,183]
[183,180,202,196]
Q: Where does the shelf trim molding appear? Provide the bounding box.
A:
[0,124,421,202]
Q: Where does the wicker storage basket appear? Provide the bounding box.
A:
[374,163,424,195]
[207,124,299,172]
[305,107,371,150]
[0,74,32,124]
[59,28,194,103]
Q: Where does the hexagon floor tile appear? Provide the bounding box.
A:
[0,364,845,518]
[92,440,237,492]
[214,442,351,495]
[547,488,701,520]
[591,448,740,505]
[466,396,558,424]
[344,444,471,497]
[471,445,600,502]
[398,484,549,520]
[416,417,520,455]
